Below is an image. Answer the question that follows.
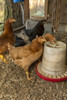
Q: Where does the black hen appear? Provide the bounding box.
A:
[14,35,27,47]
[24,19,47,41]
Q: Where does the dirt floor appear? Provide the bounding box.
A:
[0,31,67,100]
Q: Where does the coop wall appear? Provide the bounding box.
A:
[44,0,67,32]
[24,0,67,32]
[47,0,67,32]
[47,0,67,24]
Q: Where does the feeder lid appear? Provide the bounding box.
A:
[13,0,24,3]
[36,62,67,82]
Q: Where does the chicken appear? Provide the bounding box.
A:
[7,34,56,81]
[14,35,27,47]
[7,36,46,80]
[24,19,47,41]
[45,33,56,44]
[0,18,16,63]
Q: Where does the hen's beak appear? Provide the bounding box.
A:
[11,18,16,23]
[12,19,16,22]
[42,38,46,42]
[9,18,16,23]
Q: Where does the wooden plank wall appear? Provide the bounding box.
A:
[24,0,29,21]
[60,0,67,24]
[48,0,67,24]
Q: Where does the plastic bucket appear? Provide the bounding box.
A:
[13,0,24,3]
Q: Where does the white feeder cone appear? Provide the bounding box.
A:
[42,41,66,75]
[36,41,67,81]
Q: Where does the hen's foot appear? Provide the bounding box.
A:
[26,71,33,82]
[0,55,7,63]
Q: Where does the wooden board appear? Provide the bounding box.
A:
[48,0,67,24]
[24,0,29,21]
[60,0,67,24]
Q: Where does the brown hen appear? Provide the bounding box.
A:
[7,36,46,80]
[7,34,56,81]
[0,18,16,62]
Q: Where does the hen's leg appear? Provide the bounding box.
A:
[14,59,33,81]
[26,71,32,81]
[0,55,7,63]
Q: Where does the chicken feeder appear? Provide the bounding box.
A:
[36,41,67,82]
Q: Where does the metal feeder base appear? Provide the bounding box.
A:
[36,62,67,82]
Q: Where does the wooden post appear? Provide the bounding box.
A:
[24,0,29,21]
[52,0,61,33]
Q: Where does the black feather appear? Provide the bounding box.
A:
[14,36,27,47]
